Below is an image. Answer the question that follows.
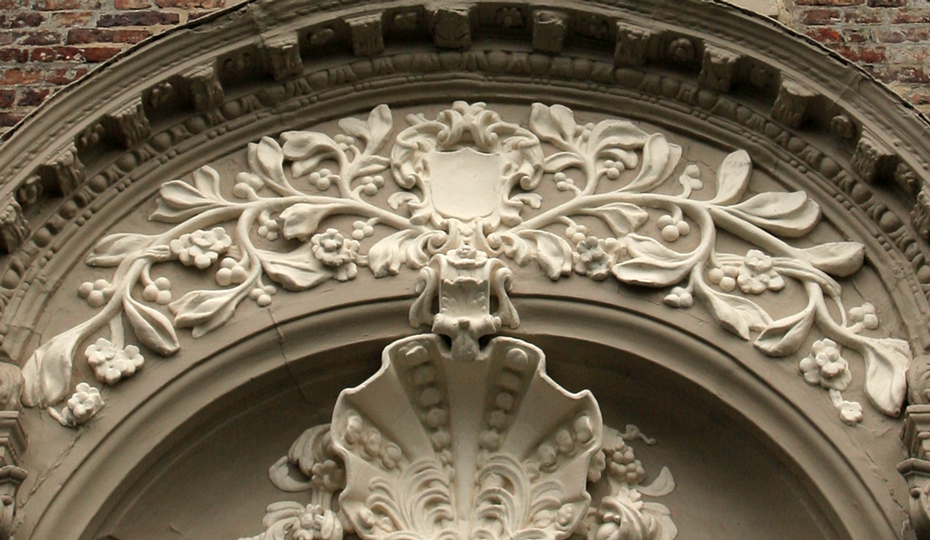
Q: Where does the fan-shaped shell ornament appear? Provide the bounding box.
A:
[329,334,602,540]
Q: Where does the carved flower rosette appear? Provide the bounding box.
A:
[330,335,602,540]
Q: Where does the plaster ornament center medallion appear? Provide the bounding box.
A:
[17,102,911,431]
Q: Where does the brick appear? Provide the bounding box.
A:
[44,67,87,85]
[50,12,94,28]
[97,12,180,27]
[114,0,152,8]
[887,46,930,64]
[889,9,930,23]
[30,46,81,62]
[0,68,42,85]
[801,8,842,24]
[17,87,50,107]
[33,0,99,9]
[0,49,28,63]
[8,13,45,29]
[832,44,887,63]
[67,28,151,45]
[893,66,930,84]
[905,27,930,41]
[0,113,24,127]
[844,8,886,24]
[0,89,14,109]
[806,27,842,42]
[80,46,121,62]
[155,0,224,7]
[0,1,14,8]
[868,0,905,6]
[19,31,61,46]
[875,29,906,43]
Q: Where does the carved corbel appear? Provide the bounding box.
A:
[263,32,302,81]
[0,199,28,255]
[179,64,224,112]
[428,5,473,50]
[35,142,84,198]
[347,13,385,57]
[614,21,652,67]
[532,9,568,54]
[851,131,895,184]
[771,79,818,128]
[900,405,930,539]
[103,97,151,149]
[698,45,740,93]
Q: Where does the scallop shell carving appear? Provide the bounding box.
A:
[330,334,602,540]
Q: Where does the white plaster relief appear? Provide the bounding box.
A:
[17,103,909,425]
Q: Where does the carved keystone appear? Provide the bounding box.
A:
[771,79,818,129]
[103,97,151,149]
[614,21,652,67]
[428,5,473,50]
[263,33,302,81]
[532,9,568,54]
[37,142,84,197]
[347,13,385,57]
[852,132,894,184]
[698,45,740,92]
[179,64,223,112]
[0,199,28,255]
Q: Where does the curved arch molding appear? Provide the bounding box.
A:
[0,1,928,539]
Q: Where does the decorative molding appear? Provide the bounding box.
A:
[180,64,224,113]
[103,97,151,149]
[17,103,911,425]
[263,32,302,82]
[0,199,28,255]
[899,405,930,538]
[852,132,895,184]
[36,142,84,198]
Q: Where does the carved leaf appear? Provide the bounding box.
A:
[529,103,576,144]
[729,192,820,237]
[861,337,910,417]
[21,329,80,407]
[544,152,584,173]
[268,456,313,492]
[638,466,676,498]
[368,230,446,277]
[587,119,649,157]
[123,295,179,355]
[611,234,692,287]
[753,305,815,356]
[279,204,335,242]
[498,231,572,280]
[800,242,865,277]
[251,137,288,185]
[192,165,222,200]
[701,286,772,340]
[151,179,216,222]
[170,288,242,338]
[624,134,681,193]
[258,246,332,291]
[86,233,154,267]
[339,103,393,146]
[281,132,340,178]
[711,150,752,204]
[583,203,648,236]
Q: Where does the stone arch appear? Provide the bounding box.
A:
[0,1,929,540]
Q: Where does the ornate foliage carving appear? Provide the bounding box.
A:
[19,103,910,425]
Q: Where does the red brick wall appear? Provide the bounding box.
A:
[783,0,930,117]
[0,0,234,133]
[0,0,926,135]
